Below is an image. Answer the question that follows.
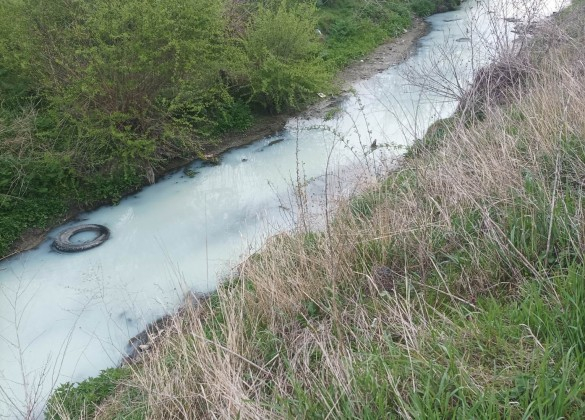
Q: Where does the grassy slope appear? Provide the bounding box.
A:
[48,3,585,420]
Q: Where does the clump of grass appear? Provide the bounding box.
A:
[49,4,585,419]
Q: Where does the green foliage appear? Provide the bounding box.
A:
[0,110,71,254]
[243,1,331,112]
[406,117,455,158]
[169,83,254,136]
[314,0,461,69]
[22,0,224,157]
[349,191,384,218]
[317,0,412,67]
[46,367,132,419]
[410,0,438,17]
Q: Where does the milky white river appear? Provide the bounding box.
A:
[0,0,564,417]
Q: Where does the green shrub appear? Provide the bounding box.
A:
[46,367,131,419]
[0,0,227,165]
[410,0,437,17]
[168,84,254,137]
[243,1,331,112]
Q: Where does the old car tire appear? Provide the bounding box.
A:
[53,224,110,252]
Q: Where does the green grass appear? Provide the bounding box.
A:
[46,368,133,419]
[317,0,413,68]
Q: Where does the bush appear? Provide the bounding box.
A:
[0,0,227,166]
[242,1,331,112]
[168,84,254,137]
[410,0,437,17]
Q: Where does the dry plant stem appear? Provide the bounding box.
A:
[294,119,309,234]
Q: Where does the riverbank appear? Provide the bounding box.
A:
[2,18,428,260]
[47,2,585,418]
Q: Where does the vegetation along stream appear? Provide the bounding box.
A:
[0,0,565,417]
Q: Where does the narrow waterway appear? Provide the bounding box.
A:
[0,0,563,416]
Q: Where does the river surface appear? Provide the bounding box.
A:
[0,0,563,417]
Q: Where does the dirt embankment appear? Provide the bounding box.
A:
[5,19,428,259]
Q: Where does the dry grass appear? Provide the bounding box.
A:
[48,4,585,419]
